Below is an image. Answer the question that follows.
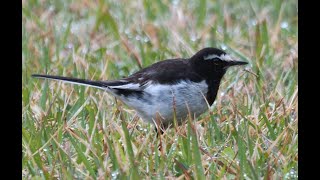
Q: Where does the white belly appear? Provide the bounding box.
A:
[120,80,209,125]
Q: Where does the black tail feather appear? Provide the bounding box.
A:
[32,74,107,89]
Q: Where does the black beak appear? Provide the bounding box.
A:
[227,60,248,66]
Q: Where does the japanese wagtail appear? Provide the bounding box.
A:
[32,47,248,129]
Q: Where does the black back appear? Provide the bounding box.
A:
[123,58,203,85]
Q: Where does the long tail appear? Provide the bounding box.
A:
[32,74,108,90]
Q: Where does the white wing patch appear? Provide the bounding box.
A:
[108,83,141,90]
[204,54,234,62]
[108,81,152,90]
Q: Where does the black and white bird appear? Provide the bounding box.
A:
[32,48,248,129]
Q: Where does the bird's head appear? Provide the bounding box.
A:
[190,47,248,78]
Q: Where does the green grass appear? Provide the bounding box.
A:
[22,0,298,179]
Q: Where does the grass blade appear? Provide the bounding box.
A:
[188,122,205,180]
[121,119,140,179]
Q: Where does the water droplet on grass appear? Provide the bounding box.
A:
[143,37,149,43]
[221,44,227,50]
[81,47,88,54]
[172,0,179,6]
[48,5,55,12]
[67,43,74,49]
[191,34,197,42]
[250,20,257,26]
[125,29,130,35]
[111,170,119,180]
[281,22,289,29]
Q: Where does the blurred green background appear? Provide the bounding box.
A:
[22,0,298,179]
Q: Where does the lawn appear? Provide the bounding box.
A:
[22,0,298,179]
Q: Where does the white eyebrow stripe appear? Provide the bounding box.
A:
[204,54,234,62]
[204,54,220,60]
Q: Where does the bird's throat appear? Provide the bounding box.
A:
[205,70,225,106]
[206,80,221,106]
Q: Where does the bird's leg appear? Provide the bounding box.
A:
[129,115,140,136]
[154,112,165,136]
[154,126,164,137]
[154,113,166,152]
